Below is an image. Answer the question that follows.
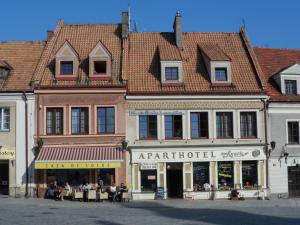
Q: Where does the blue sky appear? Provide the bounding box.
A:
[1,0,299,49]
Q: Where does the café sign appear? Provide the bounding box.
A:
[132,149,265,163]
[35,162,121,169]
[0,148,15,160]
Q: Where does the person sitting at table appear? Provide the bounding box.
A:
[116,183,128,201]
[96,180,104,192]
[46,182,56,199]
[60,182,71,201]
[110,183,117,202]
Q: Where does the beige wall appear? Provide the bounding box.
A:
[0,102,16,148]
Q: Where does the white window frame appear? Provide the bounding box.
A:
[214,110,236,139]
[137,113,158,140]
[286,119,300,145]
[188,110,211,139]
[237,110,260,139]
[0,107,10,131]
[160,61,183,83]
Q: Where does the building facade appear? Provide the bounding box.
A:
[125,14,269,200]
[32,18,129,197]
[0,42,44,197]
[255,48,300,198]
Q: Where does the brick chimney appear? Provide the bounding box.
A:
[121,12,129,39]
[173,11,183,49]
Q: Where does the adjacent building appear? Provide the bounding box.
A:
[125,14,269,200]
[0,41,44,196]
[31,18,128,197]
[255,47,300,198]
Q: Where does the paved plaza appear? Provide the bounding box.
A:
[0,197,300,225]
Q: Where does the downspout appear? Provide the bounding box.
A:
[261,98,269,190]
[22,92,29,197]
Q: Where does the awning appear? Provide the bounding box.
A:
[35,146,124,169]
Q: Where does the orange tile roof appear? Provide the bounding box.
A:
[0,41,45,90]
[126,31,264,95]
[199,44,230,61]
[254,47,300,101]
[33,21,124,88]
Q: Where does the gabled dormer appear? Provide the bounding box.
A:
[0,60,12,80]
[199,44,232,85]
[89,41,112,80]
[55,41,79,80]
[273,63,300,95]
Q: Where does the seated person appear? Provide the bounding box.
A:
[46,182,56,199]
[203,183,211,191]
[110,183,117,202]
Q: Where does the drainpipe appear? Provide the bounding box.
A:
[22,92,29,197]
[261,99,269,189]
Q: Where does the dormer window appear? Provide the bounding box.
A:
[215,68,228,81]
[0,61,12,80]
[55,41,79,80]
[165,67,179,81]
[285,80,297,95]
[89,41,112,79]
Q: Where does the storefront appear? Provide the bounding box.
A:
[131,147,266,200]
[35,146,125,197]
[0,148,15,195]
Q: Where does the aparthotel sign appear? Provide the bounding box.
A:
[132,149,265,163]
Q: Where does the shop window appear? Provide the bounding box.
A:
[242,161,258,189]
[141,170,157,192]
[71,107,89,134]
[47,170,89,186]
[97,107,115,134]
[216,112,233,138]
[46,108,63,135]
[193,162,210,191]
[99,169,115,186]
[165,115,182,139]
[60,61,74,75]
[288,121,300,144]
[240,112,257,138]
[218,161,234,190]
[285,80,297,95]
[190,112,209,139]
[0,108,10,131]
[139,115,157,139]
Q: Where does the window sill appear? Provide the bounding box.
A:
[89,75,112,81]
[165,138,183,140]
[286,144,300,147]
[0,129,10,132]
[191,137,209,140]
[139,138,158,140]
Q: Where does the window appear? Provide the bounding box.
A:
[191,112,209,139]
[165,115,182,139]
[97,107,115,134]
[288,121,299,144]
[46,108,63,135]
[285,80,297,95]
[193,162,210,191]
[0,67,10,79]
[216,112,233,138]
[165,67,179,81]
[60,61,73,75]
[139,115,157,139]
[242,161,258,189]
[94,61,107,74]
[0,108,9,131]
[240,112,257,138]
[215,68,228,81]
[141,170,157,192]
[218,161,234,190]
[71,107,89,134]
[99,169,115,186]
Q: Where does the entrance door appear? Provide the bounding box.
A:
[166,163,183,198]
[288,166,300,197]
[0,160,9,195]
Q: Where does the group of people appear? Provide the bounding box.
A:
[46,180,128,202]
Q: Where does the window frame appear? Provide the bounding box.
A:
[165,67,179,81]
[214,67,228,82]
[215,111,234,139]
[239,111,258,139]
[139,115,158,140]
[286,120,300,145]
[46,107,64,135]
[93,60,108,75]
[97,106,115,134]
[0,107,10,132]
[164,114,183,140]
[70,106,90,135]
[285,79,297,95]
[59,60,74,75]
[190,112,209,139]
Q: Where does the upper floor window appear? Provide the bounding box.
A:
[165,115,182,139]
[240,112,257,138]
[216,112,233,138]
[46,108,63,135]
[139,115,157,139]
[215,68,228,81]
[190,112,208,139]
[285,80,297,95]
[165,67,179,81]
[97,107,115,134]
[94,61,107,75]
[60,61,73,75]
[0,108,10,131]
[288,121,299,144]
[71,107,89,135]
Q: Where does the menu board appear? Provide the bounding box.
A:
[156,187,165,200]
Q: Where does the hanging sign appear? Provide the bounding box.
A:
[140,163,157,170]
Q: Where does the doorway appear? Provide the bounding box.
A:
[0,160,9,195]
[166,163,183,198]
[288,166,300,197]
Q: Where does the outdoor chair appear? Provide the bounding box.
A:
[87,190,97,202]
[121,192,131,202]
[72,189,83,201]
[99,191,109,202]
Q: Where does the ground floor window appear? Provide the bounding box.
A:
[193,162,210,191]
[141,170,157,192]
[99,169,115,186]
[242,161,258,189]
[218,161,234,190]
[46,170,89,186]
